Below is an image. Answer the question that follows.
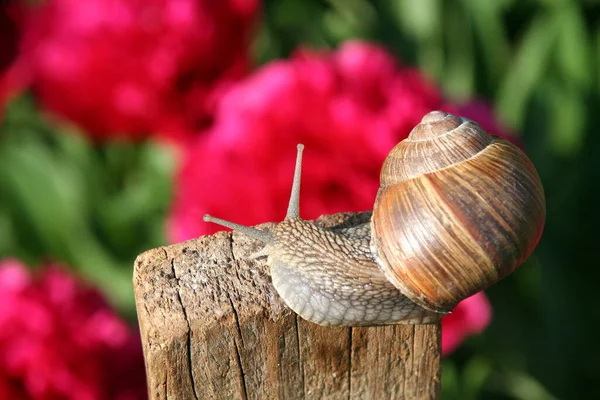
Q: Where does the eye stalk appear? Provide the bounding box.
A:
[286,143,304,219]
[203,143,305,244]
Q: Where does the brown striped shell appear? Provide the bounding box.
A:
[370,111,546,313]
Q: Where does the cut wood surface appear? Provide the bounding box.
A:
[133,212,441,399]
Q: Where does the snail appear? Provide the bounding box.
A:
[203,111,546,326]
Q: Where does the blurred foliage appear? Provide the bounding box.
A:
[1,0,599,398]
[0,96,175,318]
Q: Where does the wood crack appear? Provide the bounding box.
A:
[171,259,199,400]
[228,232,249,399]
[295,315,306,399]
[348,328,353,399]
[164,373,168,399]
[228,295,249,400]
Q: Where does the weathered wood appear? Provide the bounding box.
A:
[134,212,441,399]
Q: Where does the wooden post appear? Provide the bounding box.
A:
[133,213,441,399]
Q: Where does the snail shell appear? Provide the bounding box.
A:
[371,111,546,313]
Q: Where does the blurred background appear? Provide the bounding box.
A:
[1,0,598,399]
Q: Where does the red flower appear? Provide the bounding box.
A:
[18,0,260,141]
[0,259,146,399]
[0,1,26,118]
[0,3,19,78]
[441,292,492,355]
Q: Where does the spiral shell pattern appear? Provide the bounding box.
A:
[371,111,546,313]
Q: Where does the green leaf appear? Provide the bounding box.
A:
[324,0,376,39]
[542,82,586,157]
[443,2,476,99]
[389,0,444,78]
[555,4,592,89]
[441,359,459,399]
[496,12,558,128]
[503,371,559,400]
[461,356,492,400]
[462,0,511,88]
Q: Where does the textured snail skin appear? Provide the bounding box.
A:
[269,218,439,326]
[371,111,546,313]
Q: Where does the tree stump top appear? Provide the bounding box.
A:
[134,212,441,399]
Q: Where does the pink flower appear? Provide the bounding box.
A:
[169,41,512,241]
[169,41,443,241]
[0,259,146,399]
[17,0,260,141]
[441,292,492,356]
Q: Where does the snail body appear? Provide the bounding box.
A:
[204,111,546,326]
[266,216,440,325]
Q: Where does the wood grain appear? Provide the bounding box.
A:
[134,212,441,399]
